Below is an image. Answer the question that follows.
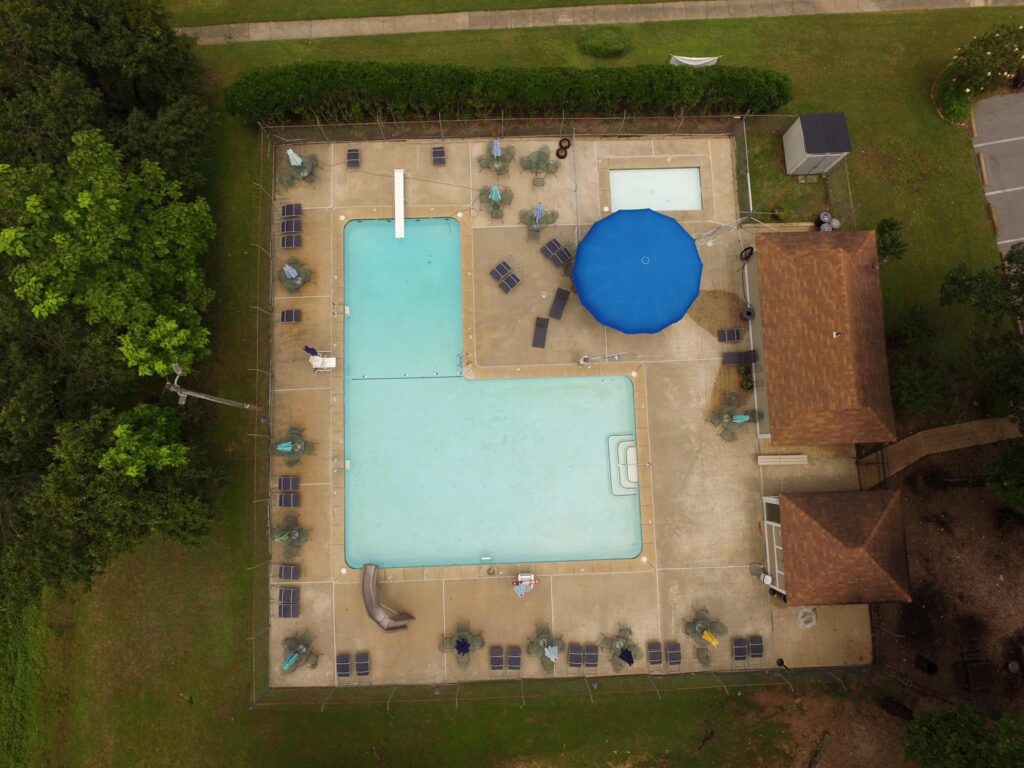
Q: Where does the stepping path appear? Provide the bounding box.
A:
[178,0,1024,45]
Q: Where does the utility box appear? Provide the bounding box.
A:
[782,113,851,176]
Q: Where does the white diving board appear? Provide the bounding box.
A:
[394,169,405,239]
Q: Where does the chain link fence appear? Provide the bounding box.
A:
[245,114,862,706]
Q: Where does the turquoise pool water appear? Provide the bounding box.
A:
[343,218,641,568]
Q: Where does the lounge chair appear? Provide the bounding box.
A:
[432,146,446,166]
[278,587,299,604]
[336,653,351,678]
[361,564,414,632]
[708,411,725,427]
[281,203,302,218]
[281,219,302,234]
[696,646,712,667]
[584,644,599,669]
[506,645,522,674]
[647,641,664,672]
[718,328,741,343]
[280,309,301,323]
[281,234,302,249]
[533,317,549,349]
[549,288,570,320]
[540,238,572,267]
[355,652,370,678]
[277,603,299,619]
[749,635,764,663]
[568,643,584,669]
[732,637,749,666]
[278,492,300,507]
[666,641,682,670]
[347,148,361,169]
[722,350,758,365]
[489,261,521,294]
[278,476,299,491]
[719,425,737,442]
[277,564,300,580]
[490,645,504,673]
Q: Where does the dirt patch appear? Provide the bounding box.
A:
[875,445,1024,708]
[748,681,910,768]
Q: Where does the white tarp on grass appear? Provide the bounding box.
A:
[668,55,720,67]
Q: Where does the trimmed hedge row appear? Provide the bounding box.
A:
[936,24,1024,122]
[224,61,793,124]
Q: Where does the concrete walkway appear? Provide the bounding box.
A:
[178,0,1024,45]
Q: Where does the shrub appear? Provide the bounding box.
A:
[224,62,793,124]
[935,24,1024,123]
[578,25,632,59]
[876,217,907,264]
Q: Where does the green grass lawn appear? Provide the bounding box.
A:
[29,7,1024,766]
[166,0,669,27]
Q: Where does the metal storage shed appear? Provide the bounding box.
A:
[782,113,851,176]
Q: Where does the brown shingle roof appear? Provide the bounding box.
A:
[780,490,911,606]
[755,231,896,445]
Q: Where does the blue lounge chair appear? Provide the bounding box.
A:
[540,238,572,267]
[355,652,370,678]
[584,644,599,669]
[278,476,300,491]
[281,234,302,249]
[568,643,584,669]
[507,645,522,674]
[647,641,664,671]
[277,564,300,580]
[280,309,301,323]
[666,641,682,670]
[432,146,446,166]
[347,148,361,169]
[732,637,749,666]
[281,219,302,234]
[749,634,764,663]
[336,653,351,678]
[533,317,549,349]
[549,288,570,320]
[281,203,302,218]
[490,645,504,673]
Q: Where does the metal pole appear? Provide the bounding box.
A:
[165,364,257,411]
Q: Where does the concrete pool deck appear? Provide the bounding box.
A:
[265,135,872,687]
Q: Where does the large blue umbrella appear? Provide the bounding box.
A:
[572,209,702,334]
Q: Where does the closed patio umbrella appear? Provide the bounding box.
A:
[489,184,502,203]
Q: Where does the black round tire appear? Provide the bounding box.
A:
[555,147,568,160]
[558,137,571,149]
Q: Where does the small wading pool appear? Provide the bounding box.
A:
[610,167,702,212]
[343,218,642,568]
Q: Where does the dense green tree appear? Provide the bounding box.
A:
[0,0,211,191]
[940,243,1024,324]
[0,130,215,376]
[905,707,1024,768]
[17,407,212,590]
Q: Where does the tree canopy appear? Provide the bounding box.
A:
[0,0,217,601]
[0,131,214,376]
[0,0,212,193]
[940,244,1024,424]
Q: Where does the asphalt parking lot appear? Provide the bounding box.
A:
[974,91,1024,254]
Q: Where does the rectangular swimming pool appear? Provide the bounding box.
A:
[610,167,702,212]
[343,218,641,568]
